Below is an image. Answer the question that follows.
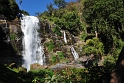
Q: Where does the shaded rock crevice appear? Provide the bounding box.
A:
[0,20,22,67]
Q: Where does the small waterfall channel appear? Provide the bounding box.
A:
[63,30,79,60]
[70,46,79,60]
[21,16,45,71]
[63,31,67,43]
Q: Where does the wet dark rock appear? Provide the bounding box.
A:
[77,54,95,68]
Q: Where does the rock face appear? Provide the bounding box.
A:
[0,20,22,67]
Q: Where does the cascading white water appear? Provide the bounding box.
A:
[63,31,67,43]
[70,46,79,60]
[21,16,45,71]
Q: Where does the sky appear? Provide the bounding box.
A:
[16,0,76,16]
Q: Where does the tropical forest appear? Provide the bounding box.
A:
[0,0,124,83]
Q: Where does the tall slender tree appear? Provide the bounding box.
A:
[47,2,55,15]
[53,0,66,8]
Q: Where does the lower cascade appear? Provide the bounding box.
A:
[21,16,45,71]
[70,46,79,60]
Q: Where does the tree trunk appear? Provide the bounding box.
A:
[110,47,124,83]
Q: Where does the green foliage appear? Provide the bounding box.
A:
[39,11,50,17]
[10,33,17,41]
[103,55,116,68]
[26,69,54,83]
[83,0,124,53]
[45,40,54,52]
[57,51,66,63]
[0,64,114,83]
[0,0,19,20]
[61,68,84,83]
[53,8,66,18]
[63,11,82,35]
[102,37,124,69]
[39,2,83,36]
[54,11,82,36]
[10,33,20,53]
[50,52,66,64]
[66,2,77,11]
[0,0,123,82]
[83,0,124,27]
[83,37,104,57]
[20,10,29,15]
[81,33,88,41]
[110,36,124,59]
[46,2,55,15]
[51,54,57,64]
[45,74,63,83]
[52,25,61,36]
[113,36,124,50]
[57,51,65,60]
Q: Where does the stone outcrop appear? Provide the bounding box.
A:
[0,20,22,66]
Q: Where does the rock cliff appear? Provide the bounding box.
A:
[0,18,96,69]
[0,20,22,67]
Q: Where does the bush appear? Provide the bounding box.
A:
[51,54,57,64]
[45,40,54,52]
[103,54,116,69]
[52,25,61,36]
[10,33,16,41]
[25,69,54,83]
[83,37,104,58]
[57,51,65,60]
[81,33,88,41]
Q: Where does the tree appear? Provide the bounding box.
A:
[83,37,104,58]
[20,10,29,15]
[19,0,22,5]
[83,0,124,53]
[46,2,55,15]
[53,0,67,8]
[54,11,82,35]
[0,0,19,20]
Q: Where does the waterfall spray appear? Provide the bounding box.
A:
[21,16,45,71]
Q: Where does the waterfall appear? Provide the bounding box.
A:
[70,46,79,60]
[21,16,45,71]
[63,31,67,43]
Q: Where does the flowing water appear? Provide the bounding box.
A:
[21,16,45,71]
[70,46,79,60]
[63,31,67,43]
